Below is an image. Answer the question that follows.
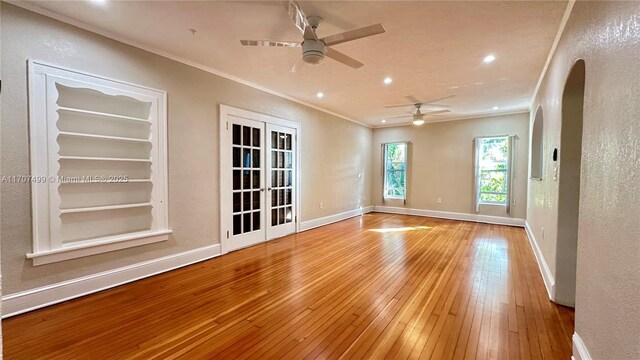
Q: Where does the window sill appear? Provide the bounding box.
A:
[479,202,507,207]
[384,197,406,201]
[26,230,172,266]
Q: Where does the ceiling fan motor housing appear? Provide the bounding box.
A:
[302,39,326,65]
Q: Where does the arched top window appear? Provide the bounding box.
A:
[530,106,544,179]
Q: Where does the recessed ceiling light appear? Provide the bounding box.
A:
[483,54,496,63]
[316,92,324,98]
[383,77,393,85]
[89,0,107,4]
[493,106,499,110]
[381,119,386,123]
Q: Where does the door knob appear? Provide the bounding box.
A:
[260,188,265,192]
[267,187,272,191]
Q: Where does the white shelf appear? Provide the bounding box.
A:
[60,202,152,214]
[59,178,152,184]
[59,156,152,162]
[126,178,152,183]
[58,131,150,143]
[58,106,150,124]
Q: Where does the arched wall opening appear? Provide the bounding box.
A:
[531,106,544,179]
[555,59,586,307]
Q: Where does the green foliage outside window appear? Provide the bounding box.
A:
[478,137,509,204]
[384,143,406,198]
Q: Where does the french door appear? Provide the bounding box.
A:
[266,124,297,239]
[227,117,266,251]
[221,108,298,253]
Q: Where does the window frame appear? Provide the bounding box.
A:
[383,142,408,200]
[476,136,510,206]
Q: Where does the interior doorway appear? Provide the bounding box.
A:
[219,105,301,253]
[555,59,586,307]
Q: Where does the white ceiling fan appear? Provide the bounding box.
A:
[385,95,455,125]
[240,0,386,72]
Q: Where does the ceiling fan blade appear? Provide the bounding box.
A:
[385,103,418,108]
[385,95,456,108]
[326,47,364,69]
[423,109,451,115]
[386,115,413,120]
[405,95,421,104]
[282,0,318,41]
[421,94,456,104]
[289,56,304,73]
[322,24,386,46]
[421,103,451,108]
[240,40,301,47]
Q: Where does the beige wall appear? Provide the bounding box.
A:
[0,3,372,294]
[528,1,640,359]
[372,113,529,220]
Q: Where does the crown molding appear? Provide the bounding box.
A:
[529,0,576,108]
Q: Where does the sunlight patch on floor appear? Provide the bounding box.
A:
[368,226,433,233]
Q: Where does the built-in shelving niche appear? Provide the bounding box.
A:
[57,83,154,243]
[27,60,170,265]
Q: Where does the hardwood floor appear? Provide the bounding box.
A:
[3,213,574,359]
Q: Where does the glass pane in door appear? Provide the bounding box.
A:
[232,123,262,236]
[269,130,295,230]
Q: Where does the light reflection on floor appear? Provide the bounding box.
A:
[368,226,433,233]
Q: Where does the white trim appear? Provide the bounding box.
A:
[524,220,556,300]
[572,333,592,360]
[2,244,221,318]
[530,0,576,106]
[300,206,374,232]
[27,231,171,266]
[7,0,369,129]
[373,110,530,128]
[373,206,525,227]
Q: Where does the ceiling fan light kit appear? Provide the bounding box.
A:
[302,40,326,65]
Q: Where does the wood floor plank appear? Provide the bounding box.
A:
[3,213,574,360]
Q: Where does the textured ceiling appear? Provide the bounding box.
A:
[23,1,567,126]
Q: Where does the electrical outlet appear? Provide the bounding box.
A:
[436,197,442,204]
[319,202,324,209]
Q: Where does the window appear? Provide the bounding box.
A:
[26,60,170,265]
[476,137,509,204]
[383,142,407,199]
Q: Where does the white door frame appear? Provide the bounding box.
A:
[219,104,301,254]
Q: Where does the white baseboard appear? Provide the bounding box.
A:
[572,333,592,360]
[300,206,374,232]
[2,244,221,318]
[524,221,556,300]
[373,206,525,227]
